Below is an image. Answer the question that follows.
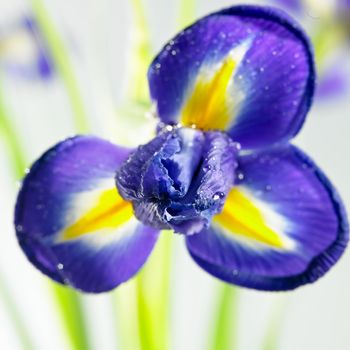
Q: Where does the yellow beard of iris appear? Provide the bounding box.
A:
[214,188,286,249]
[180,38,252,130]
[62,188,133,241]
[181,55,237,130]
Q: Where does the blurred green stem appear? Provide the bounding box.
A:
[0,77,26,178]
[30,0,89,133]
[0,79,34,349]
[312,21,343,73]
[51,284,90,350]
[209,285,239,350]
[128,0,153,104]
[136,233,173,350]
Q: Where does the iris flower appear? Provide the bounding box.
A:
[15,5,348,293]
[0,16,53,80]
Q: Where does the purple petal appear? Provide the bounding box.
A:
[187,145,348,290]
[148,5,315,149]
[15,136,159,293]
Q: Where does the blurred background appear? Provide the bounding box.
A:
[0,0,349,349]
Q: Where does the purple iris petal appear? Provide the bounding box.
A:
[22,16,54,80]
[15,136,159,292]
[187,145,348,291]
[1,16,54,81]
[148,5,315,149]
[116,127,238,235]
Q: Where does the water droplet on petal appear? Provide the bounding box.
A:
[237,172,244,180]
[57,263,64,270]
[165,125,173,132]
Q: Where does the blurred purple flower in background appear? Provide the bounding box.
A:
[14,5,348,293]
[0,15,54,81]
[270,0,350,100]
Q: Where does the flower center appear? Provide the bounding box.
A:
[116,126,239,235]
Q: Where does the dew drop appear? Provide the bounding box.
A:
[171,50,177,56]
[57,263,64,270]
[165,125,173,132]
[16,225,23,232]
[232,269,239,276]
[265,185,272,192]
[25,168,30,174]
[237,172,244,180]
[213,192,225,200]
[203,164,212,172]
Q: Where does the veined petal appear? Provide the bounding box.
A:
[148,5,315,149]
[15,136,159,293]
[187,145,348,291]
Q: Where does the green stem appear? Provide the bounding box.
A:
[0,79,34,349]
[136,232,173,350]
[29,0,89,133]
[114,280,142,350]
[209,284,239,350]
[50,283,90,350]
[312,21,343,73]
[0,79,26,179]
[128,0,153,103]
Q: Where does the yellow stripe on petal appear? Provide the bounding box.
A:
[214,188,287,249]
[181,39,251,131]
[62,188,133,241]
